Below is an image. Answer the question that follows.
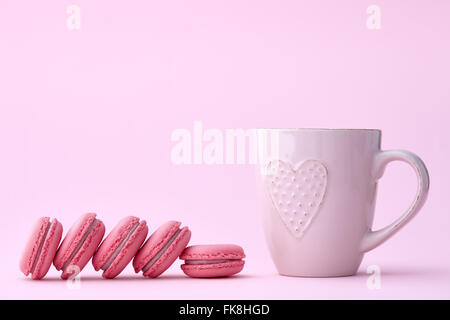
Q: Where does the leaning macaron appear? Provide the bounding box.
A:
[20,217,63,280]
[92,216,148,279]
[180,244,245,278]
[133,221,191,278]
[53,213,105,279]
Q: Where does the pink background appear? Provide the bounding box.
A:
[1,0,449,299]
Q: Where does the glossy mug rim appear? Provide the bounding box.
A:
[257,128,381,133]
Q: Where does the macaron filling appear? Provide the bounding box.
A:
[30,221,51,274]
[100,221,140,271]
[61,219,98,271]
[184,259,241,265]
[142,228,181,272]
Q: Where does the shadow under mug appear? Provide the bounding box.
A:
[256,128,429,277]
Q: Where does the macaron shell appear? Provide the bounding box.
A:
[181,260,244,278]
[99,220,148,279]
[143,227,191,278]
[59,219,105,279]
[20,217,51,276]
[93,216,140,271]
[133,221,181,273]
[54,213,98,270]
[31,219,63,280]
[180,244,245,261]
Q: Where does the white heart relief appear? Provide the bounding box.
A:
[265,160,328,238]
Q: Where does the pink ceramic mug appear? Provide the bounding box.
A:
[257,128,429,277]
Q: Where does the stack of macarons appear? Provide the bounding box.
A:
[20,213,245,280]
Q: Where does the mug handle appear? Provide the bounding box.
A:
[360,150,430,253]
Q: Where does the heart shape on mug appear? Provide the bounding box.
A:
[266,160,328,239]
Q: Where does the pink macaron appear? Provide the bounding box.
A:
[180,244,245,278]
[133,221,191,278]
[20,217,63,280]
[53,213,105,279]
[92,216,148,279]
